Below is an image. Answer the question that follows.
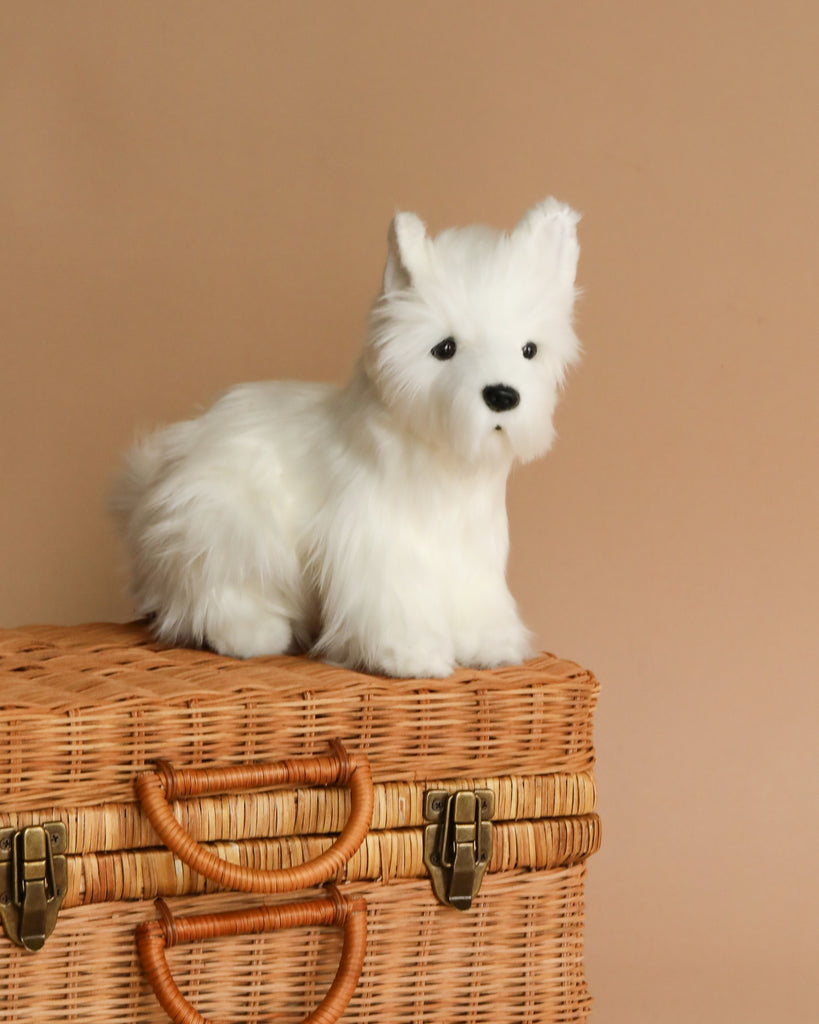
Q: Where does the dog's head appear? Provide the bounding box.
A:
[363,198,581,466]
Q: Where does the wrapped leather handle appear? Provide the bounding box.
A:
[137,890,367,1024]
[135,740,374,893]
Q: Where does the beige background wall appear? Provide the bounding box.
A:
[2,3,817,1021]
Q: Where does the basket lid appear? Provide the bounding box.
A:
[1,621,599,809]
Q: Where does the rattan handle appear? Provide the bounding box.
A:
[137,891,367,1024]
[134,740,374,893]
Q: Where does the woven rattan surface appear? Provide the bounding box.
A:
[0,771,597,852]
[56,813,599,906]
[1,622,599,808]
[1,622,599,1023]
[0,867,592,1023]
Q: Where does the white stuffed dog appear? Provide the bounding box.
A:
[112,198,581,677]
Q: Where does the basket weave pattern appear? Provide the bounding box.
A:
[0,622,600,1023]
[1,870,591,1023]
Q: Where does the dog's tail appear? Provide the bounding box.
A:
[108,430,167,534]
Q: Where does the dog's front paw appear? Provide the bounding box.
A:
[205,596,294,659]
[455,621,533,670]
[370,646,456,680]
[321,634,456,679]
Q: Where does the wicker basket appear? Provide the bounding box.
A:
[0,622,600,1023]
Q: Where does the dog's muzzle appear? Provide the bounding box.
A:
[482,384,520,413]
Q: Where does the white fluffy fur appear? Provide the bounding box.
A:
[111,198,581,677]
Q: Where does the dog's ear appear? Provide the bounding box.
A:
[515,198,580,289]
[383,211,428,292]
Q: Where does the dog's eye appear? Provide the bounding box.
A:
[522,342,538,360]
[431,337,457,360]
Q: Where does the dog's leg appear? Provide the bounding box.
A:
[124,422,314,659]
[313,548,456,677]
[315,586,456,678]
[449,577,533,670]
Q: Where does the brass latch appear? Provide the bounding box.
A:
[423,788,494,910]
[0,823,67,952]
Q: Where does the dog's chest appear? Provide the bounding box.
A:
[320,452,508,572]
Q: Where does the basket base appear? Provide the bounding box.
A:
[0,866,592,1023]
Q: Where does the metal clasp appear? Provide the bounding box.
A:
[423,788,494,910]
[0,823,67,952]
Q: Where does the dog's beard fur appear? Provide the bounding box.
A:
[111,198,581,678]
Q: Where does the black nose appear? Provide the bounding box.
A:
[482,384,520,413]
